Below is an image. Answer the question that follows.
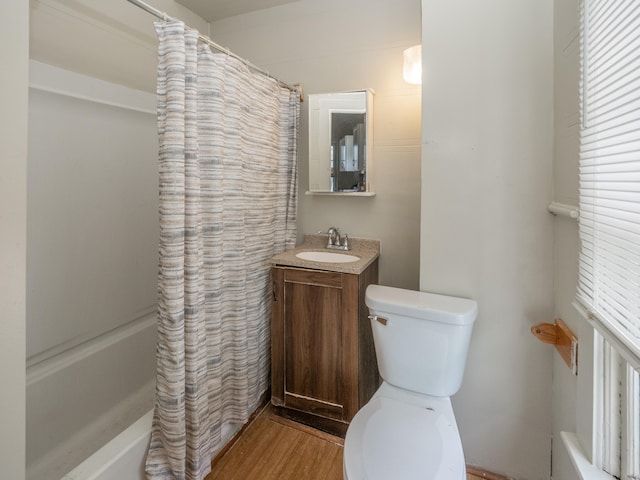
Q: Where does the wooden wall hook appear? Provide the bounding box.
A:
[531,318,578,375]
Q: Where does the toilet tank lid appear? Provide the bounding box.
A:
[366,285,478,326]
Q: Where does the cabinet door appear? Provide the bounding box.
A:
[272,267,358,422]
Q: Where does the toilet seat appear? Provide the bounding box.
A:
[344,390,465,480]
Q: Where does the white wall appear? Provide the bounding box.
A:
[30,0,209,94]
[0,1,28,478]
[27,66,158,358]
[210,0,423,290]
[420,1,555,479]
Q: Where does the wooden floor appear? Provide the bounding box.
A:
[206,405,343,480]
[206,404,504,480]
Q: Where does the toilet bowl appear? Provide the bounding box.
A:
[344,382,466,480]
[343,285,477,480]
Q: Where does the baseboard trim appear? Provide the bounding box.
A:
[268,410,344,446]
[466,466,514,480]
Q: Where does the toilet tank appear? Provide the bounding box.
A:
[366,285,478,397]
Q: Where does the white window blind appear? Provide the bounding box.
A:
[577,0,640,370]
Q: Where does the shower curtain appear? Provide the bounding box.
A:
[146,22,299,480]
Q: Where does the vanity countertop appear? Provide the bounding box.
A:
[271,234,380,275]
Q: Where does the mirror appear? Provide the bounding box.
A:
[307,89,374,195]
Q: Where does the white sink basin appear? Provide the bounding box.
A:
[295,251,360,263]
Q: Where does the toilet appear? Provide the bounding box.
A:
[343,285,478,480]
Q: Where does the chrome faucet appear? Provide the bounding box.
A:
[327,227,339,246]
[325,227,350,251]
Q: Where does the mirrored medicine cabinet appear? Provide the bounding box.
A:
[307,89,374,196]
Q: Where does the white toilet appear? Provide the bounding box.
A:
[343,285,478,480]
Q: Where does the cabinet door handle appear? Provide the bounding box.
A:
[273,280,278,302]
[369,315,387,326]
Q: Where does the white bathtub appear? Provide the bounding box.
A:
[62,410,153,480]
[26,312,158,480]
[62,410,243,480]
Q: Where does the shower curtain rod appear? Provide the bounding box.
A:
[125,0,302,98]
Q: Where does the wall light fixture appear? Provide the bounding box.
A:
[403,44,422,85]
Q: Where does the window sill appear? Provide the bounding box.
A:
[560,432,615,480]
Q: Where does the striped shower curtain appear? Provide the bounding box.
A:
[146,22,299,480]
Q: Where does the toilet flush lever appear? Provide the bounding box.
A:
[369,315,388,326]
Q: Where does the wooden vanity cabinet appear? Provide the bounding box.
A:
[271,260,379,437]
